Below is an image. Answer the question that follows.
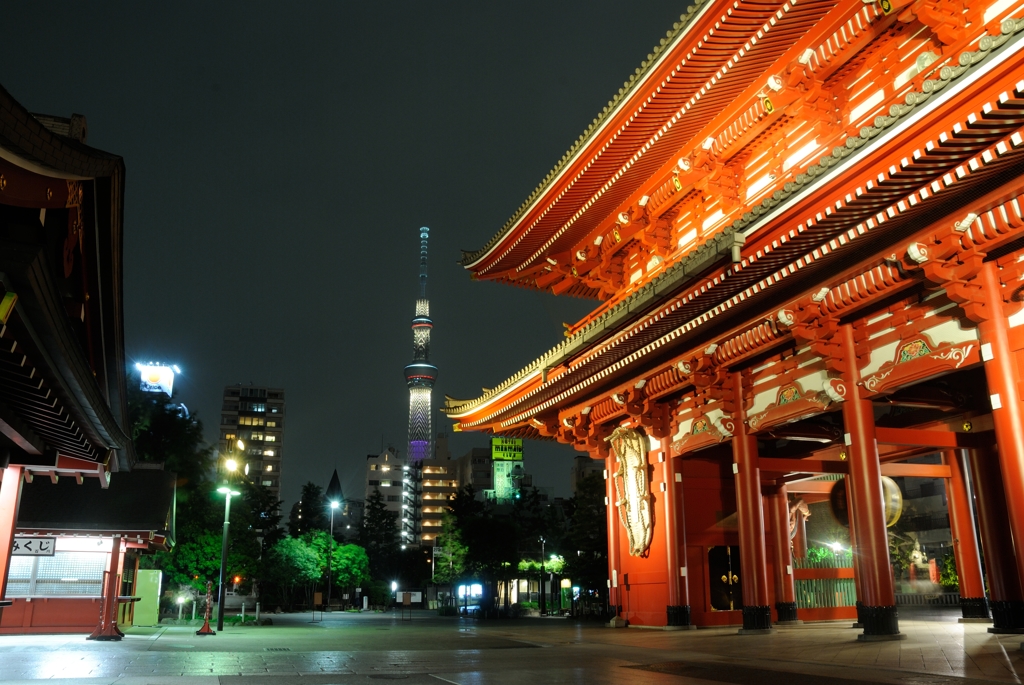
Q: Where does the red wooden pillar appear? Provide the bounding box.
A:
[766,485,798,623]
[978,262,1024,596]
[968,446,1024,632]
[839,323,901,639]
[88,535,125,640]
[848,502,866,628]
[661,446,691,626]
[0,466,25,617]
[942,449,989,621]
[731,372,772,633]
[604,453,623,624]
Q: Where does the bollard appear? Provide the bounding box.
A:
[192,601,197,621]
[241,602,245,624]
[256,602,261,623]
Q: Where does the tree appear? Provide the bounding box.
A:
[359,488,399,579]
[432,512,468,586]
[334,544,372,589]
[264,537,322,608]
[288,482,330,537]
[562,473,608,603]
[128,379,216,524]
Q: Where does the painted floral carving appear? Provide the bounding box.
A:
[609,427,653,557]
[746,381,835,433]
[862,332,978,395]
[777,385,800,405]
[897,339,931,363]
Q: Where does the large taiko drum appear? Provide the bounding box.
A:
[828,476,902,528]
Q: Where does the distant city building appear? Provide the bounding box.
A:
[456,447,494,491]
[364,448,404,520]
[219,384,285,502]
[571,454,604,495]
[456,439,542,504]
[340,498,364,535]
[417,450,459,545]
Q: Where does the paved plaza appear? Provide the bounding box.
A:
[2,609,1024,684]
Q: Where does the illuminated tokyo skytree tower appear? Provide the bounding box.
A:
[404,227,438,463]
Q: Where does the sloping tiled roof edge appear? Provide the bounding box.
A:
[458,0,712,268]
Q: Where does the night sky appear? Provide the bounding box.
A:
[1,1,682,509]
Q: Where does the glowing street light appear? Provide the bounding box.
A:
[327,499,341,612]
[215,484,240,632]
[225,459,238,472]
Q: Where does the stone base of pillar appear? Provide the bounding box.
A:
[989,601,1024,633]
[738,605,773,634]
[608,616,628,628]
[666,605,692,627]
[960,597,990,620]
[775,602,798,623]
[858,605,900,637]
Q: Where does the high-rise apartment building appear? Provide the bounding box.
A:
[364,448,404,519]
[219,384,285,502]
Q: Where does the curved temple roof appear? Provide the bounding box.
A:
[446,8,1024,436]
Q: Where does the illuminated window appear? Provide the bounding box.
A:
[251,432,264,441]
[381,465,391,472]
[265,435,276,442]
[262,480,273,487]
[265,465,273,472]
[7,552,106,597]
[370,464,378,471]
[264,450,275,457]
[266,421,277,427]
[380,480,392,487]
[224,433,236,442]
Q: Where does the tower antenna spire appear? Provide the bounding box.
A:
[419,226,429,299]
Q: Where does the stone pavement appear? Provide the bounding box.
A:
[0,608,1023,684]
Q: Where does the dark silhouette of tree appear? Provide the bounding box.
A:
[288,481,329,537]
[562,473,608,603]
[358,488,399,579]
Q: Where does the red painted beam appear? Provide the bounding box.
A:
[763,459,950,479]
[875,427,982,448]
[760,458,845,475]
[880,464,950,479]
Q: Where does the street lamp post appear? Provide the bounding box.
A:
[328,500,340,611]
[216,442,243,632]
[539,536,546,616]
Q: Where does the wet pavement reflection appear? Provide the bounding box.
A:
[0,608,1023,684]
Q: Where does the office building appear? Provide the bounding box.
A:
[219,384,285,502]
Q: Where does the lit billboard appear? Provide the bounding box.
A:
[137,363,175,396]
[490,437,523,461]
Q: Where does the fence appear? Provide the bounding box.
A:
[794,550,856,609]
[895,592,960,606]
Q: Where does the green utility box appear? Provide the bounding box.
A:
[133,569,162,626]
